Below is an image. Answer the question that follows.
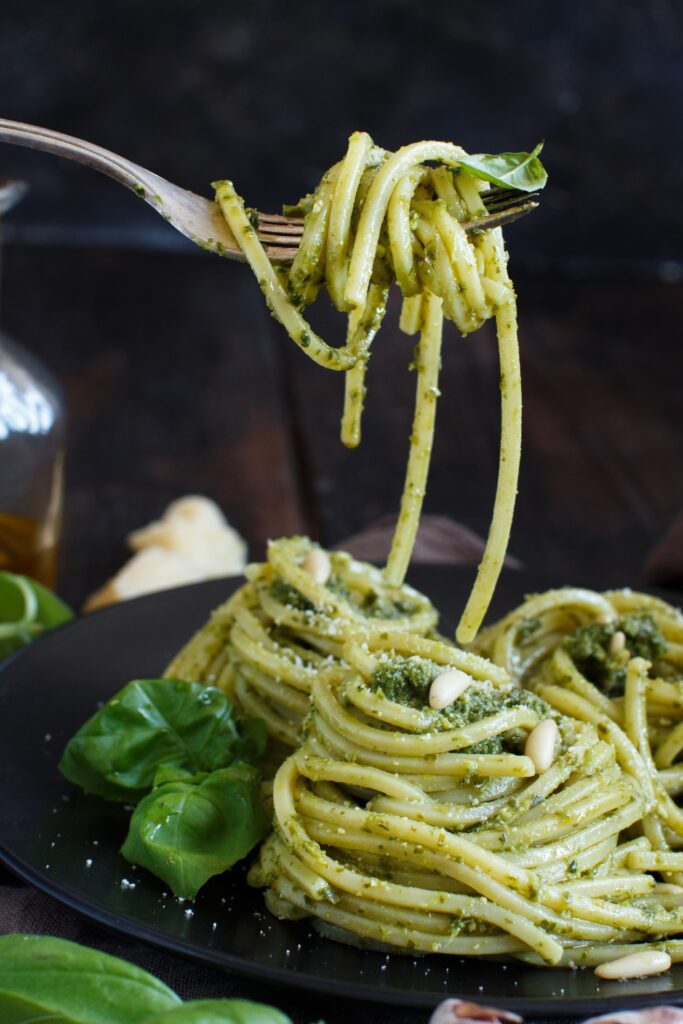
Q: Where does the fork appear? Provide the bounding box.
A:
[0,119,540,264]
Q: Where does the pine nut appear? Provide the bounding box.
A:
[428,668,471,710]
[595,950,671,980]
[596,612,615,625]
[610,630,626,654]
[524,719,559,774]
[302,548,331,585]
[657,883,683,896]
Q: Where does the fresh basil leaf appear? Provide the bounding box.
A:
[144,998,293,1024]
[457,143,547,192]
[59,679,265,803]
[0,571,73,660]
[152,764,200,787]
[121,763,270,899]
[233,714,268,764]
[0,933,179,1024]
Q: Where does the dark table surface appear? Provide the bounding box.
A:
[1,240,682,1021]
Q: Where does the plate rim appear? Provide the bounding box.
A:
[2,569,683,1015]
[5,842,683,1016]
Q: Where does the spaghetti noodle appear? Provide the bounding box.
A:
[213,132,534,642]
[475,588,683,883]
[166,536,437,753]
[250,630,683,965]
[162,139,683,966]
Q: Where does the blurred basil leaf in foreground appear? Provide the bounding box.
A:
[0,935,303,1023]
[457,142,548,192]
[0,933,180,1023]
[145,1000,293,1024]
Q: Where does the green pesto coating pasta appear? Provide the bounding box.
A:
[165,536,438,758]
[214,131,523,646]
[249,630,683,962]
[476,586,683,882]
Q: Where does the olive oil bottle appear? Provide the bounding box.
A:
[0,179,65,587]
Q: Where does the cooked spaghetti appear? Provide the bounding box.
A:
[166,536,437,752]
[475,587,683,883]
[250,629,683,965]
[212,133,543,641]
[178,138,683,966]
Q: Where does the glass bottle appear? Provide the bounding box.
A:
[0,179,66,587]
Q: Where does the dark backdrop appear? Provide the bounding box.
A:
[1,0,682,276]
[0,0,682,603]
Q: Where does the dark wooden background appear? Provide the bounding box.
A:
[0,0,682,607]
[0,6,682,1015]
[2,245,681,608]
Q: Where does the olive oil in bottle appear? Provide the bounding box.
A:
[0,180,65,588]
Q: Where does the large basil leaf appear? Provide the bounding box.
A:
[0,933,180,1024]
[457,143,547,192]
[59,678,266,803]
[121,764,270,899]
[233,715,269,764]
[0,571,73,661]
[145,999,293,1024]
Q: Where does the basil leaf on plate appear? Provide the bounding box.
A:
[233,714,270,764]
[457,143,547,192]
[0,571,73,661]
[59,678,266,803]
[144,999,293,1024]
[0,933,180,1024]
[121,763,270,899]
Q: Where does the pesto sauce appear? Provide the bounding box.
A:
[327,575,417,620]
[370,655,551,747]
[269,578,315,613]
[563,613,666,696]
[269,573,416,622]
[461,736,505,755]
[517,616,542,643]
[370,656,441,707]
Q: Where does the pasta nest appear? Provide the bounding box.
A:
[213,133,524,642]
[251,629,683,966]
[165,536,437,753]
[476,587,683,883]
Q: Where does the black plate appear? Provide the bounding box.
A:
[1,566,682,1016]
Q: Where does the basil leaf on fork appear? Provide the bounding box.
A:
[457,142,548,192]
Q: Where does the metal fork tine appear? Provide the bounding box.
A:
[264,246,299,262]
[257,233,304,246]
[256,192,539,259]
[484,192,540,213]
[483,186,514,198]
[464,201,538,234]
[255,190,537,241]
[257,222,304,237]
[482,186,534,200]
[258,212,303,226]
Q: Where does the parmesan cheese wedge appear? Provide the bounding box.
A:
[84,496,247,611]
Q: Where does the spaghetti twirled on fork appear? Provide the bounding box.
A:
[214,133,539,641]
